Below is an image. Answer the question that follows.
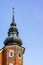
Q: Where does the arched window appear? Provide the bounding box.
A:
[18,48,22,57]
[9,50,14,57]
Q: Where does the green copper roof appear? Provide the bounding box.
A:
[4,8,22,46]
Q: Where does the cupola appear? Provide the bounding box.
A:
[4,8,22,46]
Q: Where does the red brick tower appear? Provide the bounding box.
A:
[1,8,25,65]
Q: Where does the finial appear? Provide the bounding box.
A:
[12,8,15,22]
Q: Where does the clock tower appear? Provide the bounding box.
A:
[1,8,25,65]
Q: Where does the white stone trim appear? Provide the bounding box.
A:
[9,50,14,57]
[9,63,13,65]
[0,49,3,53]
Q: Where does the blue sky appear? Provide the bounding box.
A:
[0,0,43,65]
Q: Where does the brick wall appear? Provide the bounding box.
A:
[0,50,2,65]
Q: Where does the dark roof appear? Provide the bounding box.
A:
[4,8,23,46]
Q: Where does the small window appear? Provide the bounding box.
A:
[19,54,21,57]
[9,63,13,65]
[18,48,22,57]
[9,50,14,57]
[10,52,13,56]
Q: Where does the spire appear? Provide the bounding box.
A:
[4,8,22,46]
[11,8,16,26]
[12,8,15,22]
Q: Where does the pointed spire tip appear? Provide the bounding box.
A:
[12,7,15,23]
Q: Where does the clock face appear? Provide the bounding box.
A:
[18,48,22,55]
